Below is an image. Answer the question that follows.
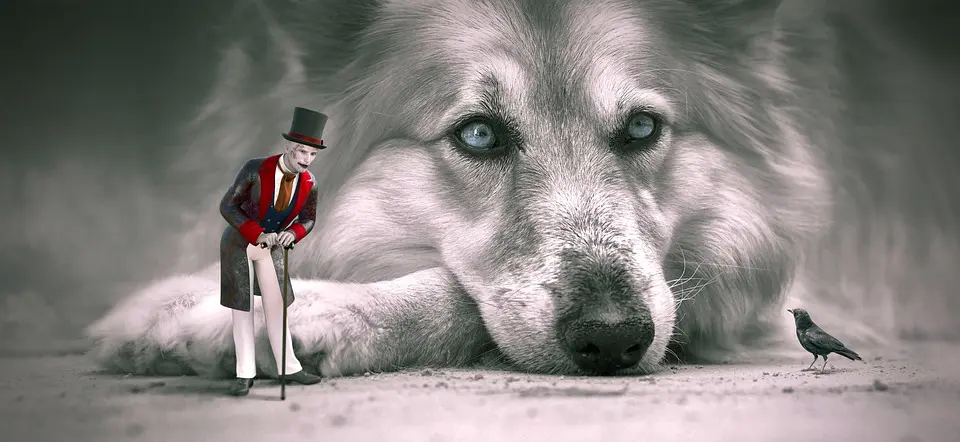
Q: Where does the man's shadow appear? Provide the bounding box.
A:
[124,377,293,401]
[87,342,326,401]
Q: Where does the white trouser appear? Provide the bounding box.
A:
[232,242,303,379]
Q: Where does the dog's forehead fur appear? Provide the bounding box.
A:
[367,0,688,134]
[353,0,803,187]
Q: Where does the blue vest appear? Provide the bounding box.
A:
[260,178,302,233]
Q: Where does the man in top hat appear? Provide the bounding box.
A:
[219,106,328,396]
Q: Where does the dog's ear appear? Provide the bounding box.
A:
[704,0,785,16]
[239,0,384,98]
[179,0,385,183]
[689,0,788,53]
[683,0,808,58]
[267,0,383,93]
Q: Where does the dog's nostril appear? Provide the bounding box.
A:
[624,343,644,354]
[577,344,601,356]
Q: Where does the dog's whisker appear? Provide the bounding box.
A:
[665,261,772,272]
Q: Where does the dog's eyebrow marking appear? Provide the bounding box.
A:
[587,56,679,125]
[437,56,529,129]
[616,89,675,119]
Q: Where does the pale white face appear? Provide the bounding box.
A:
[283,141,320,173]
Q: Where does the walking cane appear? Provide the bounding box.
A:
[281,243,294,401]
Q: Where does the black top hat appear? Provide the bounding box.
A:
[282,107,329,149]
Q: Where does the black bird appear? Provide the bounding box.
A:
[788,308,863,371]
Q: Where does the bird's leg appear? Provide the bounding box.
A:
[819,355,829,372]
[803,355,818,371]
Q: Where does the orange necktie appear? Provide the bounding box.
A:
[275,172,296,211]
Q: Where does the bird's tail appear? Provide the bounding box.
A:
[835,347,862,361]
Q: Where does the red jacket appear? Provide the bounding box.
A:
[217,154,319,311]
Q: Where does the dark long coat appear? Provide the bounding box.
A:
[219,154,319,312]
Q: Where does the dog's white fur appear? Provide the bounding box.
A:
[87,0,960,377]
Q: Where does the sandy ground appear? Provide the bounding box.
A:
[1,343,959,442]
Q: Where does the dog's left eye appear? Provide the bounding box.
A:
[613,111,662,152]
[626,112,659,141]
[455,119,499,151]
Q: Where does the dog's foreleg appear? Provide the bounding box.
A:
[291,267,494,377]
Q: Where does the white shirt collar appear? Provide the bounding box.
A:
[277,154,295,175]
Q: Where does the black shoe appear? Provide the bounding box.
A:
[283,370,323,385]
[228,378,254,396]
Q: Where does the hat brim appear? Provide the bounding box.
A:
[282,133,328,150]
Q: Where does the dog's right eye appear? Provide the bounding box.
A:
[454,119,500,153]
[611,110,664,154]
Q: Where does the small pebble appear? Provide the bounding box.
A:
[328,414,348,427]
[871,379,889,392]
[782,387,795,393]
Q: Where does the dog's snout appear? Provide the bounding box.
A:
[553,247,656,374]
[561,313,654,374]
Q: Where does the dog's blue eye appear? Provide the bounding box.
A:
[626,113,657,140]
[457,121,497,150]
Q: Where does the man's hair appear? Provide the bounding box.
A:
[285,140,319,151]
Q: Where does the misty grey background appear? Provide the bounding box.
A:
[1,0,959,354]
[1,1,237,353]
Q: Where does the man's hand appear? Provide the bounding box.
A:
[256,232,278,248]
[277,231,296,248]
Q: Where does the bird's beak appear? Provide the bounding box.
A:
[786,309,794,314]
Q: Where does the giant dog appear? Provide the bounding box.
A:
[86,0,960,378]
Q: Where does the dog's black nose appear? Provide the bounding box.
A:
[561,313,654,374]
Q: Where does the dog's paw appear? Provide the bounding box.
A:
[288,282,390,377]
[87,274,406,378]
[85,272,234,377]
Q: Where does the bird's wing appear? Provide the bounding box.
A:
[805,327,848,352]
